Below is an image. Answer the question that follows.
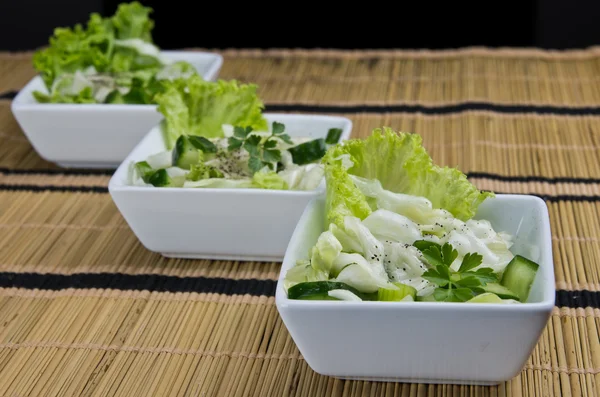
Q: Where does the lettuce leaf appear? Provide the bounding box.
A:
[251,170,289,190]
[33,16,114,89]
[156,75,268,149]
[111,1,154,41]
[322,127,493,222]
[322,153,372,228]
[32,1,163,98]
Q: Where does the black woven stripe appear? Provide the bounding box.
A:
[264,102,600,116]
[467,172,600,184]
[3,184,600,202]
[3,89,600,115]
[0,184,108,193]
[0,167,114,176]
[2,167,600,185]
[492,192,600,203]
[0,272,277,296]
[0,91,16,100]
[555,290,600,309]
[0,272,596,308]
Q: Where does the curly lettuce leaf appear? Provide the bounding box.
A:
[156,75,268,149]
[32,71,97,103]
[251,170,289,190]
[111,1,154,41]
[33,16,114,89]
[322,128,493,222]
[321,152,372,228]
[32,1,160,91]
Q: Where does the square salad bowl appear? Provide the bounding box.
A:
[11,50,223,169]
[275,194,555,385]
[108,113,353,261]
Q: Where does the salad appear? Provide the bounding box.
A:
[283,128,540,303]
[128,75,344,190]
[32,2,196,104]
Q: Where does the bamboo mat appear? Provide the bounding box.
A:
[0,47,599,397]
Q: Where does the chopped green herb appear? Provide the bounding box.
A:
[416,241,498,302]
[227,121,295,173]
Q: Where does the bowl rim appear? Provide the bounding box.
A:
[11,50,224,110]
[108,113,354,196]
[275,193,556,312]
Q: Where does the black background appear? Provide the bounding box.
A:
[0,0,599,51]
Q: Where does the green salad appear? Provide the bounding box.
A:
[128,75,343,190]
[32,2,196,104]
[283,128,540,303]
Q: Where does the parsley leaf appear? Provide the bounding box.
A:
[414,240,499,302]
[271,121,285,135]
[453,288,476,301]
[248,157,266,173]
[227,137,243,151]
[234,126,252,139]
[227,121,295,174]
[442,243,458,266]
[458,252,483,272]
[422,268,450,287]
[263,148,281,163]
[279,134,294,144]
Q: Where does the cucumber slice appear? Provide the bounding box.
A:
[467,293,503,303]
[482,282,520,301]
[500,255,539,302]
[287,281,377,301]
[378,282,417,301]
[188,136,217,154]
[325,128,343,144]
[287,139,327,165]
[172,135,202,170]
[134,161,154,183]
[147,169,171,187]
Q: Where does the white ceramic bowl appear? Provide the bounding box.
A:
[275,194,555,385]
[108,113,353,261]
[11,50,223,168]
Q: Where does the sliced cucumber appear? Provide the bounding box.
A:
[325,128,343,144]
[287,281,377,301]
[172,135,202,170]
[147,169,171,187]
[188,135,217,154]
[482,282,520,301]
[287,139,327,165]
[134,161,154,183]
[467,293,503,303]
[378,282,417,301]
[500,255,539,302]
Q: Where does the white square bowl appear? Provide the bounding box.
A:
[11,50,223,168]
[275,194,555,385]
[108,113,353,261]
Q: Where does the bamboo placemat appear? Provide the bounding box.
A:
[0,48,599,396]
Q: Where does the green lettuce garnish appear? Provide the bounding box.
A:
[322,127,493,225]
[252,171,289,190]
[32,2,175,104]
[111,1,154,41]
[156,75,268,149]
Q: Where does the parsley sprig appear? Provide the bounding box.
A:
[227,121,293,173]
[414,240,498,302]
